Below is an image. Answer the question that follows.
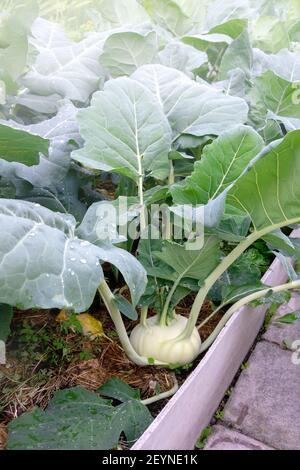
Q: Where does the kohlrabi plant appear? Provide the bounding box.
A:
[1,0,300,370]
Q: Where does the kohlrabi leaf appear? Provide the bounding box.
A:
[0,102,81,187]
[209,250,266,302]
[273,251,298,281]
[251,16,291,53]
[263,230,300,259]
[131,65,248,141]
[252,48,300,82]
[171,125,264,205]
[228,130,300,232]
[14,92,62,115]
[209,18,248,39]
[101,30,158,77]
[275,312,300,324]
[214,68,247,98]
[0,123,49,166]
[22,18,106,103]
[252,71,300,118]
[72,77,172,183]
[93,0,150,31]
[143,0,194,36]
[138,238,175,282]
[76,200,147,307]
[0,199,103,312]
[7,386,152,450]
[96,244,147,308]
[0,304,13,343]
[98,377,140,402]
[154,236,220,283]
[218,28,253,80]
[182,32,232,52]
[113,294,138,320]
[220,282,267,307]
[158,41,207,76]
[267,114,300,133]
[205,0,255,30]
[215,205,251,242]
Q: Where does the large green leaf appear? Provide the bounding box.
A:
[72,77,172,183]
[97,377,140,402]
[228,130,300,231]
[0,200,103,312]
[158,41,207,76]
[171,126,264,205]
[131,65,249,141]
[143,0,194,36]
[0,123,49,166]
[218,29,253,79]
[101,30,158,77]
[7,386,152,450]
[22,18,106,102]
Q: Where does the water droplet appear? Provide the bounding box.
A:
[34,203,41,207]
[80,241,90,247]
[29,232,36,237]
[80,258,87,264]
[70,257,76,262]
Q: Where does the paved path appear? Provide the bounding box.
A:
[204,295,300,450]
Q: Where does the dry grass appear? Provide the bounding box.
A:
[0,424,7,451]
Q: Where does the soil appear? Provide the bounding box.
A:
[0,295,223,450]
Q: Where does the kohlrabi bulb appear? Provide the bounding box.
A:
[130,314,201,365]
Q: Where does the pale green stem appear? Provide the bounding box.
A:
[200,279,300,353]
[181,217,300,340]
[141,374,179,405]
[140,305,149,327]
[98,280,166,366]
[160,281,179,326]
[165,160,174,240]
[138,166,146,234]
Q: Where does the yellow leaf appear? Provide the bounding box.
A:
[56,309,68,322]
[56,310,104,340]
[77,313,104,339]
